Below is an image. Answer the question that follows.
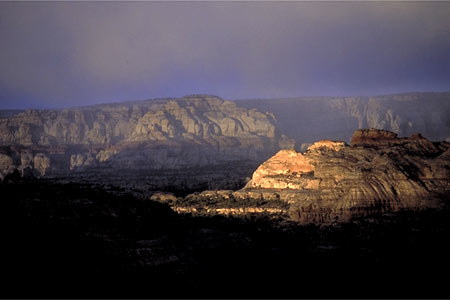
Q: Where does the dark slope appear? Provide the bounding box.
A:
[1,177,450,298]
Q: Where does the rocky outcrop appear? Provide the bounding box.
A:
[241,129,450,223]
[350,128,399,145]
[0,153,14,178]
[171,206,285,216]
[176,129,449,223]
[32,153,51,176]
[0,147,51,179]
[160,189,289,218]
[247,150,316,190]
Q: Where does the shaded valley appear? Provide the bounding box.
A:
[1,178,450,298]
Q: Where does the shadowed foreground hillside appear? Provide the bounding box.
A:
[1,178,450,298]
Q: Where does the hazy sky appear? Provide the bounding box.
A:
[1,1,450,109]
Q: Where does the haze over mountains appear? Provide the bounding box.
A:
[238,92,450,149]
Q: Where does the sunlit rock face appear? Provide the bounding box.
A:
[99,95,279,170]
[248,149,316,190]
[306,140,347,152]
[129,97,276,142]
[0,95,282,189]
[0,95,276,148]
[244,129,450,223]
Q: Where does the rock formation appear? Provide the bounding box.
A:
[0,95,278,148]
[176,129,449,223]
[237,92,450,148]
[2,92,449,194]
[0,95,284,189]
[241,129,450,223]
[0,146,52,178]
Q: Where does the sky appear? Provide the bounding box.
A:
[0,1,450,109]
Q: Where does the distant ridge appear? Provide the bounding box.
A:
[237,91,450,145]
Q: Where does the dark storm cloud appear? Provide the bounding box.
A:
[0,1,449,109]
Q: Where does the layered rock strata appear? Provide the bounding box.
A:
[246,129,450,222]
[176,129,450,223]
[0,95,286,187]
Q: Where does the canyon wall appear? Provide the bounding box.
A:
[1,92,449,194]
[237,92,450,150]
[0,95,288,190]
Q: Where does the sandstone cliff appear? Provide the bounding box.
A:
[0,95,277,148]
[176,129,450,223]
[0,95,284,189]
[244,129,450,222]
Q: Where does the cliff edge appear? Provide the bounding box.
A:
[241,129,450,222]
[176,129,449,223]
